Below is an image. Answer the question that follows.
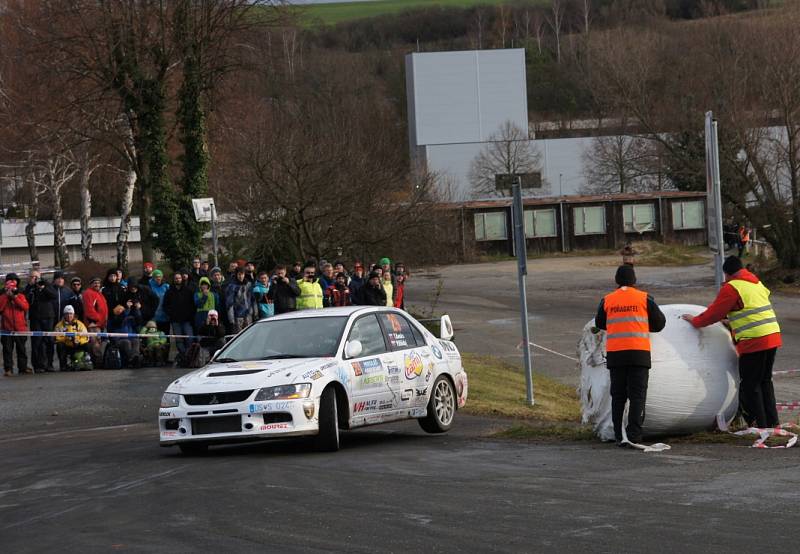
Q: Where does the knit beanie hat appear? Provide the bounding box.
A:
[368,271,381,280]
[722,256,743,276]
[379,257,391,266]
[615,265,636,287]
[152,269,163,278]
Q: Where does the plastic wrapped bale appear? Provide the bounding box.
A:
[579,303,739,440]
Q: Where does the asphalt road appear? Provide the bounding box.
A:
[1,371,799,553]
[2,256,800,552]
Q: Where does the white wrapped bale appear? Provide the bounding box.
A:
[580,304,739,440]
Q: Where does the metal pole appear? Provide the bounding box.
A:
[710,120,725,290]
[512,178,534,406]
[211,202,219,269]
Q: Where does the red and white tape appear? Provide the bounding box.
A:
[776,401,800,412]
[774,369,800,377]
[717,414,798,449]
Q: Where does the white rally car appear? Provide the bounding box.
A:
[159,306,468,454]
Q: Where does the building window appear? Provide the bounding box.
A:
[623,203,656,233]
[573,206,606,235]
[524,209,557,238]
[474,212,508,241]
[672,200,705,230]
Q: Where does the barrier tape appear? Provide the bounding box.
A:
[716,414,798,449]
[620,402,671,453]
[516,340,579,362]
[0,329,201,340]
[773,369,800,377]
[776,401,800,412]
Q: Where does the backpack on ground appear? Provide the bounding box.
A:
[103,343,123,370]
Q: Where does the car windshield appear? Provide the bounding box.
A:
[217,317,348,362]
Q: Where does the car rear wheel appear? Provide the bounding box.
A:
[178,442,208,456]
[419,375,455,434]
[314,386,340,452]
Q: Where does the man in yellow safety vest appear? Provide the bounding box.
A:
[296,264,323,310]
[682,256,782,428]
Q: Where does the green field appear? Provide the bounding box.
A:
[303,0,537,26]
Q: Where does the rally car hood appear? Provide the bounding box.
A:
[167,358,339,393]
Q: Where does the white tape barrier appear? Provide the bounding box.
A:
[516,341,579,362]
[619,403,671,453]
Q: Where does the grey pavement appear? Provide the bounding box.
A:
[1,256,800,552]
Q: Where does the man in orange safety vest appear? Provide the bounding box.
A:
[595,265,666,446]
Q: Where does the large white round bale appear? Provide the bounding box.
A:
[579,304,739,440]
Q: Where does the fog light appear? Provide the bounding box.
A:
[303,401,315,419]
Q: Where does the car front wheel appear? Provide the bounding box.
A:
[419,375,456,434]
[314,386,340,452]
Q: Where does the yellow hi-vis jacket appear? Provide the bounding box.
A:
[727,280,780,341]
[54,319,89,347]
[296,280,323,310]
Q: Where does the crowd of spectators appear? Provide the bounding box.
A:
[0,256,409,376]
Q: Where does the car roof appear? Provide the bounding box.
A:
[264,306,405,321]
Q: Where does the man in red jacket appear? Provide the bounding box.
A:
[0,273,31,376]
[82,277,109,330]
[682,256,782,428]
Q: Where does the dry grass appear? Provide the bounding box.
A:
[636,242,709,266]
[461,353,581,422]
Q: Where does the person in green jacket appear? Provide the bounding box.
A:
[296,264,323,310]
[140,320,169,366]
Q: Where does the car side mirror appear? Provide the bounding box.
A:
[345,340,363,359]
[440,315,454,341]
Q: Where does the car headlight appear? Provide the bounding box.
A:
[254,383,311,401]
[161,392,181,408]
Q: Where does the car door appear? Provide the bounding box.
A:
[377,312,433,413]
[344,313,394,424]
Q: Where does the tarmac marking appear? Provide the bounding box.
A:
[104,467,184,493]
[0,423,150,444]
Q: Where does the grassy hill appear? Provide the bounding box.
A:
[303,0,543,26]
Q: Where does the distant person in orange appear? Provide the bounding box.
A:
[738,225,750,258]
[594,265,666,446]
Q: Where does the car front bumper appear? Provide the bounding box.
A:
[159,396,320,445]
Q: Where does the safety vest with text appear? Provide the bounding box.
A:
[296,280,323,310]
[727,279,780,341]
[604,287,650,352]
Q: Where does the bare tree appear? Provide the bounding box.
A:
[532,10,545,55]
[469,121,545,198]
[582,134,662,194]
[547,0,565,63]
[581,0,591,36]
[77,146,100,261]
[30,146,79,268]
[116,117,138,271]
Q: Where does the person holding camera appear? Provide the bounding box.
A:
[26,275,58,373]
[199,310,226,357]
[0,273,31,377]
[267,265,301,315]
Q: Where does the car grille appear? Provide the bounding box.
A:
[183,390,254,405]
[263,413,292,424]
[192,415,242,435]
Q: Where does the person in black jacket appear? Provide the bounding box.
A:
[163,273,197,359]
[267,265,301,315]
[101,268,126,313]
[199,309,226,355]
[66,277,85,322]
[124,277,159,324]
[355,272,387,306]
[27,277,58,372]
[594,265,666,446]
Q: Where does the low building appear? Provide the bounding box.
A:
[451,191,708,258]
